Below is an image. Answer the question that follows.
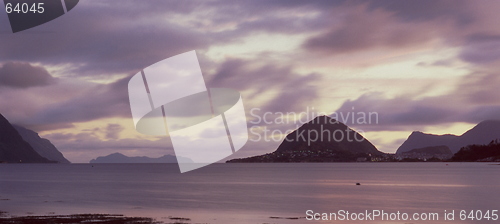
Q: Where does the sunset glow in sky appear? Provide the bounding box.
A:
[1,1,500,162]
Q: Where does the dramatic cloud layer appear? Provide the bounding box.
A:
[207,58,321,112]
[1,0,500,160]
[335,72,500,132]
[304,5,435,54]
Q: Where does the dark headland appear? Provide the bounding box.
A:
[0,113,69,163]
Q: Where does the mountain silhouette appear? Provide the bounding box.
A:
[276,115,380,154]
[13,125,70,163]
[89,152,194,163]
[227,115,382,162]
[397,120,500,154]
[0,113,51,163]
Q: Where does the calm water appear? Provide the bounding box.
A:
[0,163,499,223]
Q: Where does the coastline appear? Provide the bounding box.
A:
[0,211,306,224]
[0,212,195,224]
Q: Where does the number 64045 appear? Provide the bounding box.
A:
[5,3,44,14]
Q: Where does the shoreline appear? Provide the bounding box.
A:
[0,212,189,224]
[0,211,305,224]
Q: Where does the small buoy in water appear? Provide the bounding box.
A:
[356,183,361,186]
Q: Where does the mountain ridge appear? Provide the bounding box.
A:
[0,113,51,163]
[397,120,500,154]
[13,125,70,163]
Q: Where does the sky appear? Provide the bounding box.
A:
[1,0,500,163]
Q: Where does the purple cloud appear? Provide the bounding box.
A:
[0,62,56,88]
[460,34,500,64]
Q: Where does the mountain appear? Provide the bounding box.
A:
[89,153,194,163]
[0,113,51,163]
[404,145,453,155]
[397,120,500,154]
[13,125,70,163]
[399,145,453,161]
[227,115,383,163]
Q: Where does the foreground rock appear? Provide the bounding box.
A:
[0,213,163,224]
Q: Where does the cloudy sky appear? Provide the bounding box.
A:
[1,0,500,163]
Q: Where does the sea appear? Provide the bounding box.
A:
[0,163,499,224]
